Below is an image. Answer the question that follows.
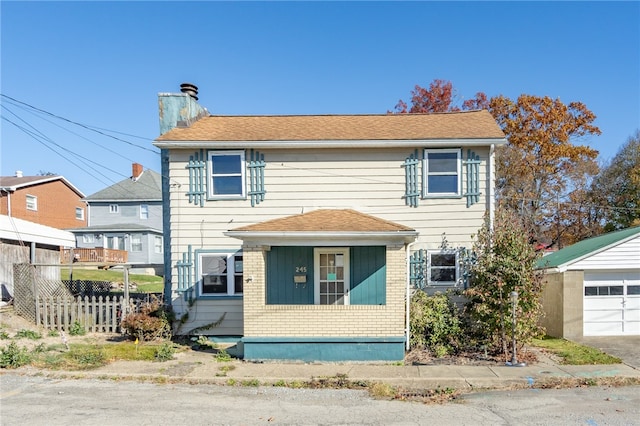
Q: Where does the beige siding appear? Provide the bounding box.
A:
[166,146,492,331]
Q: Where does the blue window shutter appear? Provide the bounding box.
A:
[186,150,206,207]
[403,150,420,207]
[409,249,426,289]
[176,245,194,299]
[463,149,481,207]
[248,149,266,207]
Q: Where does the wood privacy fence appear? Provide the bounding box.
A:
[36,295,148,333]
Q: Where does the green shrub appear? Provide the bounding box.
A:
[215,349,232,362]
[69,321,86,336]
[0,342,32,368]
[410,291,462,356]
[154,343,176,362]
[15,329,42,340]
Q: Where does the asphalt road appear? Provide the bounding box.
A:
[1,374,639,425]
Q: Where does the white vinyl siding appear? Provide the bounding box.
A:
[569,236,640,271]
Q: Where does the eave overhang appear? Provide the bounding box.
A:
[224,230,419,246]
[153,138,507,150]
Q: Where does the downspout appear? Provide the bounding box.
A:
[405,238,419,351]
[489,144,495,232]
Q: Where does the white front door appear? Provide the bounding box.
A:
[583,271,640,336]
[314,248,350,305]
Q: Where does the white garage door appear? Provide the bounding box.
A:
[583,271,640,336]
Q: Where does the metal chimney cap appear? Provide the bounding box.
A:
[15,170,23,178]
[180,83,199,100]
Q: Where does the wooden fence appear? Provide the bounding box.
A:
[36,294,146,333]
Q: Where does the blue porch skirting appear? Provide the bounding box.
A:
[241,336,405,362]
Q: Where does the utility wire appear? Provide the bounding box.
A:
[1,93,158,153]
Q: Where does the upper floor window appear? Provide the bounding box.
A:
[26,195,37,211]
[109,204,119,214]
[423,149,461,197]
[427,250,458,285]
[76,207,85,220]
[198,251,243,296]
[208,150,246,199]
[140,204,149,219]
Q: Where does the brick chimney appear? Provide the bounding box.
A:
[132,163,143,180]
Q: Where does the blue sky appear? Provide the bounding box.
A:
[1,1,638,196]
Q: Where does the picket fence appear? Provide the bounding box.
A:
[36,295,145,333]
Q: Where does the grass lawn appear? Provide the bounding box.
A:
[532,336,622,365]
[60,268,164,293]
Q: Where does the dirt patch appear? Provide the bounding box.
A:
[0,306,127,351]
[405,346,541,366]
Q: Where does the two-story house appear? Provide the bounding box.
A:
[67,163,164,275]
[154,84,506,361]
[0,172,87,229]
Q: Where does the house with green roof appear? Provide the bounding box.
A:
[537,226,640,338]
[67,163,164,276]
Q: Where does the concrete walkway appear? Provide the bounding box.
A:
[19,347,640,391]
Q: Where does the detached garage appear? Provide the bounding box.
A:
[538,226,640,339]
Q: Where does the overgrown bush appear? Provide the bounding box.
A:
[410,291,462,357]
[464,209,545,358]
[154,342,176,362]
[120,296,171,342]
[0,342,32,368]
[69,321,86,336]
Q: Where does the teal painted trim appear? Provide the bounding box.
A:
[161,148,172,304]
[266,246,314,304]
[403,150,420,207]
[350,246,386,305]
[410,249,427,289]
[242,336,405,362]
[186,149,206,207]
[176,245,193,293]
[196,295,243,301]
[248,149,266,207]
[463,149,481,207]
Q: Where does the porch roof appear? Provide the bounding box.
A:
[225,209,418,245]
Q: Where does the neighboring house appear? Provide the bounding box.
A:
[0,214,75,301]
[67,163,164,275]
[153,84,506,361]
[537,226,640,339]
[0,172,87,229]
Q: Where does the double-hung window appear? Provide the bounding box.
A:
[76,207,85,220]
[208,150,246,199]
[26,195,37,211]
[154,236,163,253]
[198,251,243,296]
[423,149,461,197]
[130,235,142,252]
[140,204,149,219]
[427,250,458,285]
[109,204,119,214]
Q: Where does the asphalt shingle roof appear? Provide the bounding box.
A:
[230,209,415,233]
[156,110,505,142]
[84,169,162,201]
[0,175,84,197]
[536,226,640,269]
